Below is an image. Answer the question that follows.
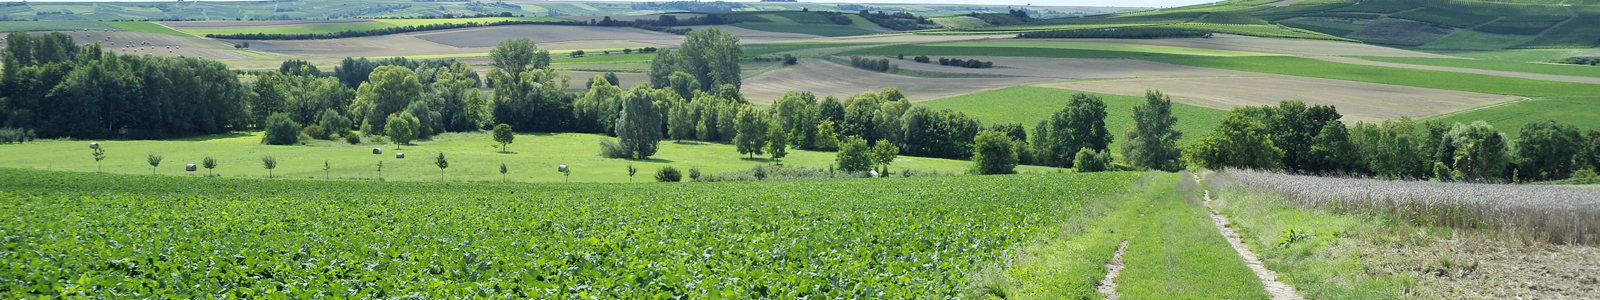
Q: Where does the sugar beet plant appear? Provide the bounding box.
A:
[1216,169,1600,245]
[0,168,1137,298]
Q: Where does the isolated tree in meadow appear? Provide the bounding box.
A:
[1034,93,1112,168]
[615,90,663,159]
[1185,112,1282,170]
[767,124,789,164]
[262,113,302,145]
[734,106,769,158]
[1121,90,1183,172]
[627,164,638,183]
[352,65,425,134]
[261,156,278,178]
[971,130,1019,175]
[870,139,899,175]
[202,156,216,177]
[435,152,448,181]
[814,120,840,151]
[323,160,331,179]
[386,112,418,146]
[500,163,508,182]
[493,123,515,153]
[92,147,107,173]
[837,136,873,173]
[146,154,162,175]
[376,161,384,180]
[655,166,682,182]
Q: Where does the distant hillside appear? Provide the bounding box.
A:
[946,0,1600,49]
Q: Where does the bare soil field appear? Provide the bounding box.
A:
[740,60,1053,104]
[413,25,682,48]
[890,56,1253,80]
[242,34,482,58]
[49,30,250,60]
[161,19,381,29]
[1040,75,1514,122]
[1021,34,1454,58]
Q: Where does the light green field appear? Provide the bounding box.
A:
[230,49,273,59]
[1354,56,1600,78]
[104,21,192,37]
[846,14,889,30]
[731,23,881,37]
[752,14,797,24]
[176,23,394,36]
[0,20,116,32]
[553,53,656,63]
[923,86,1227,151]
[1431,97,1600,140]
[1420,30,1538,50]
[1424,49,1590,62]
[371,17,567,27]
[928,41,1284,57]
[0,131,1065,183]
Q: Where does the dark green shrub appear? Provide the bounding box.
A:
[656,166,683,182]
[262,113,302,145]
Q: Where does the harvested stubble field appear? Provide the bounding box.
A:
[738,60,1054,104]
[412,25,683,48]
[1211,171,1600,299]
[44,30,250,60]
[1217,169,1600,246]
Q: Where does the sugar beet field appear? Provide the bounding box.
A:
[0,168,1138,298]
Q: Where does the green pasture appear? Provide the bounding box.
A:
[924,86,1226,151]
[1354,56,1600,78]
[1422,49,1590,62]
[553,53,655,63]
[731,23,881,37]
[1430,97,1600,140]
[926,41,1283,57]
[104,21,192,37]
[0,131,1065,183]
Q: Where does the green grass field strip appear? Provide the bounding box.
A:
[176,22,396,36]
[1115,173,1270,299]
[752,14,797,24]
[743,42,884,57]
[1352,56,1600,78]
[1420,49,1589,63]
[230,49,273,59]
[843,44,1600,98]
[927,41,1284,57]
[552,53,655,63]
[0,20,118,32]
[1211,180,1421,299]
[0,168,1138,297]
[104,21,193,37]
[922,86,1226,151]
[731,23,881,37]
[0,131,1066,183]
[845,14,889,31]
[371,17,568,27]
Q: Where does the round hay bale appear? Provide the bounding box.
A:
[373,148,382,154]
[185,164,197,172]
[90,142,99,149]
[559,165,568,172]
[397,153,405,159]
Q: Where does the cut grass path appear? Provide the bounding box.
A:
[1112,172,1270,299]
[0,131,1064,183]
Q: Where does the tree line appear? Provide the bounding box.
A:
[1,32,250,139]
[1184,101,1600,183]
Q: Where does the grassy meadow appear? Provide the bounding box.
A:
[104,21,193,37]
[0,131,1066,183]
[923,86,1226,150]
[1354,56,1600,78]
